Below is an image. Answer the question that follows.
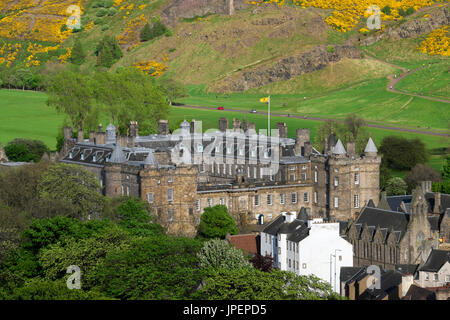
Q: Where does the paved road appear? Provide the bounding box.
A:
[174,104,450,137]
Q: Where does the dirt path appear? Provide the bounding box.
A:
[364,52,450,103]
[174,104,450,137]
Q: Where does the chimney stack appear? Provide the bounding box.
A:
[433,192,441,214]
[89,131,95,143]
[347,141,355,157]
[77,130,84,142]
[276,122,287,138]
[219,118,229,132]
[158,120,170,135]
[294,128,310,156]
[232,118,241,132]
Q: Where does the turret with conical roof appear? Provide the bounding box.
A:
[364,137,378,157]
[332,139,346,157]
[109,146,127,163]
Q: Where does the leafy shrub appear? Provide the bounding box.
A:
[108,7,117,16]
[96,8,108,17]
[381,6,391,15]
[101,24,110,31]
[94,18,103,25]
[4,144,33,162]
[5,139,48,162]
[406,7,415,15]
[327,45,335,53]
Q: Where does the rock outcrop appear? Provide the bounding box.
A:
[361,6,449,46]
[161,0,250,26]
[212,45,361,91]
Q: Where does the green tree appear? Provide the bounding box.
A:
[191,268,342,300]
[115,197,164,237]
[91,235,204,299]
[4,144,33,162]
[385,177,407,196]
[197,239,252,270]
[381,6,391,15]
[140,23,152,42]
[5,138,48,163]
[37,164,105,220]
[158,77,188,105]
[198,205,238,239]
[70,38,86,65]
[404,164,442,193]
[47,70,95,131]
[38,226,132,289]
[441,155,450,180]
[93,68,170,135]
[379,136,427,170]
[95,35,122,68]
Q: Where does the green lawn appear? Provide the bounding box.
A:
[180,76,449,131]
[0,89,447,172]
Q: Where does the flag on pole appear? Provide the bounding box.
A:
[259,97,269,103]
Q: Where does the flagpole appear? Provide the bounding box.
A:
[268,95,271,136]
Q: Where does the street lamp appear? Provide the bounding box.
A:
[331,249,342,293]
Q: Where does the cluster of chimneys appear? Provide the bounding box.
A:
[64,121,139,148]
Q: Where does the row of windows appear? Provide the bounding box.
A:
[333,195,360,209]
[255,193,309,206]
[424,273,450,282]
[315,171,360,185]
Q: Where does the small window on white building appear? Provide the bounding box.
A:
[302,263,307,269]
[445,275,450,282]
[425,273,430,280]
[334,197,339,208]
[197,144,203,153]
[434,274,439,281]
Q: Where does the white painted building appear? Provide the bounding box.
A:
[260,209,353,293]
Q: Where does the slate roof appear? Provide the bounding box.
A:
[261,215,285,236]
[358,270,403,300]
[395,264,419,276]
[261,214,309,243]
[419,249,450,272]
[386,195,412,213]
[402,285,436,300]
[355,206,409,242]
[340,267,365,283]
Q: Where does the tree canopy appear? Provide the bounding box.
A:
[198,205,238,239]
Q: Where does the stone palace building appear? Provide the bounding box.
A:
[60,118,381,237]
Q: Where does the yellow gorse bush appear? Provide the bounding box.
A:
[248,0,442,32]
[133,60,168,77]
[418,25,449,56]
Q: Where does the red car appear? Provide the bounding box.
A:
[217,106,224,110]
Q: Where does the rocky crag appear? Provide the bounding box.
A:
[212,44,361,92]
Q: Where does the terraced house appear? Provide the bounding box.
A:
[60,117,381,237]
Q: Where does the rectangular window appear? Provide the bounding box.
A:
[260,167,264,179]
[147,193,154,203]
[126,186,129,196]
[168,177,173,183]
[267,194,272,205]
[314,191,318,204]
[254,167,257,179]
[304,192,309,203]
[434,274,439,281]
[334,176,339,187]
[196,199,200,211]
[290,174,295,182]
[208,198,213,207]
[355,173,359,185]
[314,171,318,183]
[229,165,232,175]
[354,194,360,208]
[254,195,259,206]
[280,194,285,205]
[168,209,174,222]
[168,189,173,202]
[290,166,296,171]
[200,164,205,172]
[445,275,450,282]
[292,192,297,204]
[302,263,307,269]
[220,198,225,205]
[334,197,339,208]
[302,173,307,180]
[267,213,272,219]
[425,273,429,280]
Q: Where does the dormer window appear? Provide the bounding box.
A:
[92,155,97,162]
[239,148,244,156]
[69,151,73,159]
[251,148,257,157]
[226,146,232,154]
[196,144,203,153]
[80,153,85,161]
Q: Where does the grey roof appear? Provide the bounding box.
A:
[340,267,365,283]
[327,133,336,151]
[395,264,419,276]
[355,206,409,242]
[109,146,127,163]
[427,215,440,231]
[297,207,309,221]
[261,215,285,236]
[403,285,436,300]
[364,137,378,153]
[358,270,402,300]
[332,139,346,155]
[386,195,412,213]
[419,249,450,272]
[144,151,158,166]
